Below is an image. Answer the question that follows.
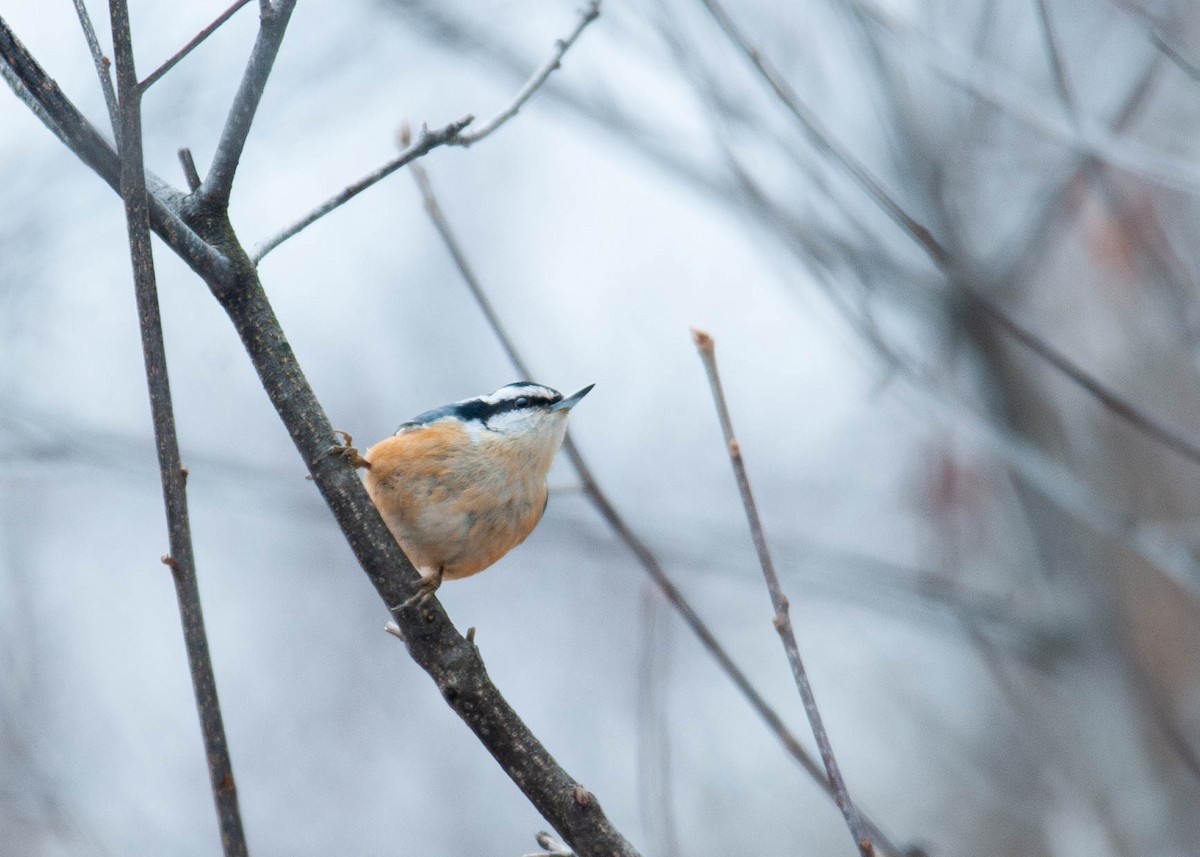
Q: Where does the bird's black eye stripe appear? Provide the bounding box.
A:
[478,392,559,422]
[398,385,563,431]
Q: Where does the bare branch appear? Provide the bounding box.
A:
[1151,29,1200,82]
[456,0,600,145]
[178,147,202,192]
[690,0,1200,484]
[410,162,908,855]
[197,0,296,208]
[694,0,949,267]
[692,329,874,857]
[203,268,643,857]
[138,0,255,92]
[251,117,473,263]
[0,54,71,149]
[0,15,234,284]
[252,0,600,263]
[70,0,119,136]
[1032,0,1077,120]
[108,2,247,854]
[967,293,1200,471]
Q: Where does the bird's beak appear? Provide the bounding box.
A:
[549,383,594,412]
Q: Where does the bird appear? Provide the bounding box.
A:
[343,381,593,607]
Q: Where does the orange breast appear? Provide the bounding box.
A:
[363,423,548,580]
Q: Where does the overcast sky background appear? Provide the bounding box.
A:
[3,1,1200,855]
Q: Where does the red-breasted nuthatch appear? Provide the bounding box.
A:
[352,381,593,606]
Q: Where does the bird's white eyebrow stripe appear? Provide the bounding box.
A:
[477,384,559,406]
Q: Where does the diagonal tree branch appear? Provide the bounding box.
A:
[70,0,119,137]
[408,161,911,856]
[251,0,601,264]
[108,1,247,854]
[139,0,255,92]
[454,0,600,145]
[198,246,644,857]
[3,11,643,855]
[693,329,873,857]
[196,0,296,208]
[251,117,474,263]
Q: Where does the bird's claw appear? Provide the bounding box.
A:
[391,567,445,611]
[325,430,371,469]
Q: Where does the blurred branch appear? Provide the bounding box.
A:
[968,295,1200,470]
[890,359,1200,603]
[251,0,601,263]
[1032,0,1077,120]
[196,0,296,208]
[850,0,1200,196]
[636,590,681,857]
[70,0,119,137]
[107,2,247,853]
[139,0,255,91]
[690,0,1200,484]
[643,9,1200,605]
[693,329,874,857]
[695,0,949,267]
[1149,29,1200,82]
[408,161,910,857]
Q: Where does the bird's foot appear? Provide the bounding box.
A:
[325,430,371,469]
[392,567,445,610]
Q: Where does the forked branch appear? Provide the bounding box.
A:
[251,0,601,264]
[197,0,297,208]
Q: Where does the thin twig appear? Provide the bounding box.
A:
[108,2,247,855]
[692,329,873,857]
[409,164,907,857]
[197,0,296,208]
[252,0,601,264]
[138,0,255,92]
[70,0,119,137]
[456,0,600,145]
[251,117,474,263]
